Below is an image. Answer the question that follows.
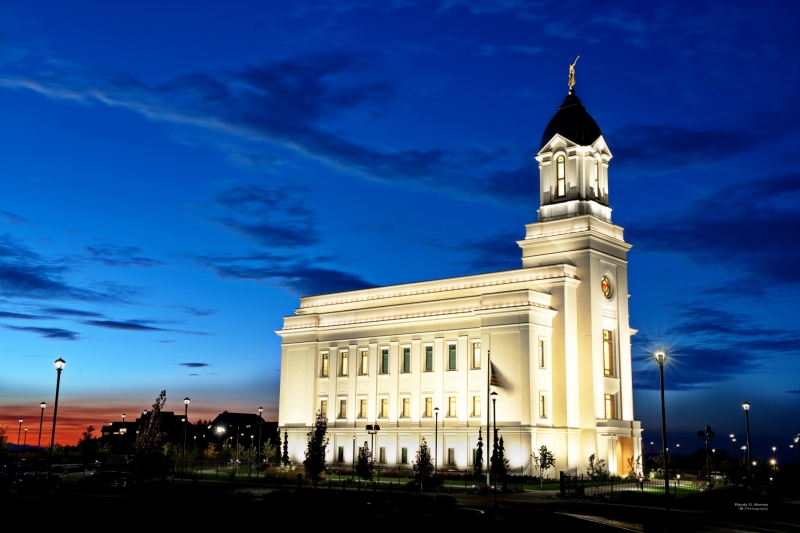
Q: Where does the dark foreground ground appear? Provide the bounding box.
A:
[4,482,799,532]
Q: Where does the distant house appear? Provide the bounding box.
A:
[100,411,193,454]
[209,411,278,457]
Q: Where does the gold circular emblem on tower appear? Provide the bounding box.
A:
[601,276,612,299]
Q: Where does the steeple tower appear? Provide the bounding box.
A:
[535,59,611,223]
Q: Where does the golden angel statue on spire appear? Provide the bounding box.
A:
[569,55,580,92]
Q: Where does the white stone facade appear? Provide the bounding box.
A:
[277,93,642,477]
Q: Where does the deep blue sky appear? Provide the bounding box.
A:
[0,1,797,456]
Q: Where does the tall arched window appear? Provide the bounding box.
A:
[556,155,566,197]
[591,158,599,198]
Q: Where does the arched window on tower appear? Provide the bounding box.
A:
[556,154,566,198]
[591,157,599,199]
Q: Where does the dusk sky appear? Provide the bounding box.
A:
[0,1,798,459]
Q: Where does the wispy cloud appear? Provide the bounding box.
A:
[180,362,209,368]
[2,324,80,340]
[0,234,139,302]
[2,211,27,224]
[0,53,536,205]
[81,319,212,336]
[85,243,165,268]
[627,174,800,285]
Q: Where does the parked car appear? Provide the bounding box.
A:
[40,464,97,485]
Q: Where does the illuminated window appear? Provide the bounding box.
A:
[539,393,547,419]
[424,397,432,417]
[447,448,455,465]
[338,399,346,418]
[448,396,456,417]
[447,344,457,370]
[340,352,348,376]
[379,398,388,418]
[337,446,344,462]
[320,400,327,419]
[538,340,546,368]
[381,349,389,374]
[424,346,433,372]
[472,396,481,417]
[401,447,408,464]
[379,447,386,464]
[321,353,329,377]
[360,350,369,375]
[593,158,600,198]
[603,330,614,376]
[359,399,367,418]
[556,154,566,197]
[605,394,617,419]
[402,347,411,373]
[401,397,410,418]
[472,343,481,369]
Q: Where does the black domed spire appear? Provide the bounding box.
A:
[539,90,603,150]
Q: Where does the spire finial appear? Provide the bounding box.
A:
[568,55,580,94]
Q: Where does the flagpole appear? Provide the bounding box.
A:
[486,349,491,487]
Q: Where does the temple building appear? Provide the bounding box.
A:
[276,72,642,477]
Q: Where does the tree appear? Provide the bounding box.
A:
[587,453,608,481]
[76,425,108,465]
[490,432,508,481]
[627,455,642,478]
[281,430,290,467]
[356,441,374,480]
[262,439,279,465]
[412,437,434,484]
[532,445,555,487]
[303,410,329,485]
[473,429,484,479]
[0,425,8,462]
[133,390,167,473]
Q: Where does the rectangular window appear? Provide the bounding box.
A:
[340,352,348,376]
[556,155,566,197]
[401,447,408,464]
[424,345,433,372]
[358,399,367,419]
[448,396,456,417]
[424,397,432,417]
[381,349,389,374]
[337,446,344,462]
[472,396,481,417]
[402,347,410,373]
[320,399,327,419]
[360,350,369,375]
[472,343,481,369]
[321,353,329,377]
[339,399,347,418]
[401,397,410,418]
[448,344,456,370]
[539,340,546,369]
[603,330,614,376]
[379,447,386,464]
[605,394,616,419]
[447,448,455,466]
[379,398,388,418]
[539,393,547,419]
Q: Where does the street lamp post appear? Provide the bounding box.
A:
[37,402,45,461]
[182,397,190,482]
[216,427,224,477]
[697,426,715,486]
[121,413,126,456]
[491,391,498,508]
[654,350,669,509]
[23,427,28,458]
[16,419,22,458]
[434,408,439,478]
[249,435,254,479]
[742,402,752,481]
[729,434,735,459]
[257,406,263,480]
[48,358,66,476]
[367,424,380,479]
[712,449,716,473]
[650,441,654,457]
[352,435,356,481]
